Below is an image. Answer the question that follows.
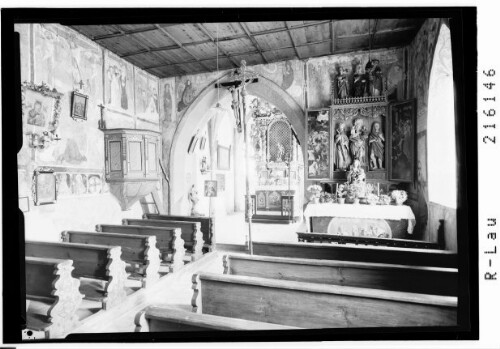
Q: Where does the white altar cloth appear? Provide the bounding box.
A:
[304,203,416,234]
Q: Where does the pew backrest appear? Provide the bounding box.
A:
[62,230,157,263]
[25,240,122,280]
[95,224,185,272]
[192,272,457,328]
[143,213,214,250]
[134,305,300,332]
[252,241,457,268]
[25,256,84,337]
[25,240,127,309]
[122,219,204,260]
[223,254,458,296]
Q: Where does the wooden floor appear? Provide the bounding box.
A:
[69,251,225,335]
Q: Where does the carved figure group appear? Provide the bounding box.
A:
[334,119,385,171]
[335,60,385,100]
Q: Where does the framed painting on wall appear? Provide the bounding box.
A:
[71,91,89,121]
[22,81,63,131]
[32,168,57,206]
[389,99,416,182]
[217,145,231,170]
[204,180,218,197]
[306,109,330,180]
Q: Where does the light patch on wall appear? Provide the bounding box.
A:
[427,24,456,209]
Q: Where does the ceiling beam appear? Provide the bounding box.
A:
[108,25,188,75]
[337,25,417,39]
[239,22,269,64]
[91,24,178,41]
[195,23,239,68]
[154,24,214,72]
[143,38,334,71]
[370,19,379,48]
[284,21,301,60]
[330,20,336,54]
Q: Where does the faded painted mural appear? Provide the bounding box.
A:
[16,23,156,241]
[104,50,134,114]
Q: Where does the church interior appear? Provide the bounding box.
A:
[11,15,471,340]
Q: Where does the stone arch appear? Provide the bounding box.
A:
[169,71,305,213]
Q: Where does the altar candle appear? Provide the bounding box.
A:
[377,183,380,196]
[335,183,338,199]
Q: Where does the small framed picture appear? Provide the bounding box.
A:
[32,168,57,205]
[204,180,218,197]
[71,91,89,121]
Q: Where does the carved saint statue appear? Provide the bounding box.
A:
[347,159,366,184]
[349,118,368,166]
[188,184,201,216]
[334,122,351,171]
[369,121,385,170]
[337,67,350,99]
[276,142,285,162]
[366,59,384,97]
[353,64,368,97]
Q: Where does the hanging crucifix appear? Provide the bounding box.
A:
[215,60,259,254]
[215,60,259,133]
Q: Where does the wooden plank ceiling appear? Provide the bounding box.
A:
[69,19,425,79]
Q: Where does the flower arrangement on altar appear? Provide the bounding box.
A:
[391,190,408,205]
[379,194,392,205]
[346,184,364,204]
[320,192,334,203]
[366,193,379,205]
[307,184,323,203]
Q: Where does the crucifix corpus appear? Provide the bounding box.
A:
[215,60,259,254]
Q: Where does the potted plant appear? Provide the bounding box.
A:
[336,184,347,204]
[307,184,322,204]
[347,184,363,204]
[391,190,408,205]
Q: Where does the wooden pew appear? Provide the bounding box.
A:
[252,241,457,268]
[25,257,84,338]
[192,272,457,328]
[223,254,458,296]
[143,213,214,252]
[96,224,185,273]
[123,219,204,261]
[62,231,161,288]
[297,232,441,249]
[134,305,299,332]
[25,240,127,310]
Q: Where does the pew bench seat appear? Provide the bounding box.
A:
[135,305,300,332]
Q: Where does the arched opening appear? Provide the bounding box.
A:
[169,72,305,219]
[426,23,457,250]
[427,24,456,209]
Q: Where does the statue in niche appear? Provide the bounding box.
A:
[337,67,350,99]
[276,142,285,162]
[334,122,351,171]
[349,118,368,167]
[353,64,368,97]
[369,121,385,170]
[188,184,201,216]
[366,59,384,97]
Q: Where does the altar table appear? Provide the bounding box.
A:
[304,203,416,236]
